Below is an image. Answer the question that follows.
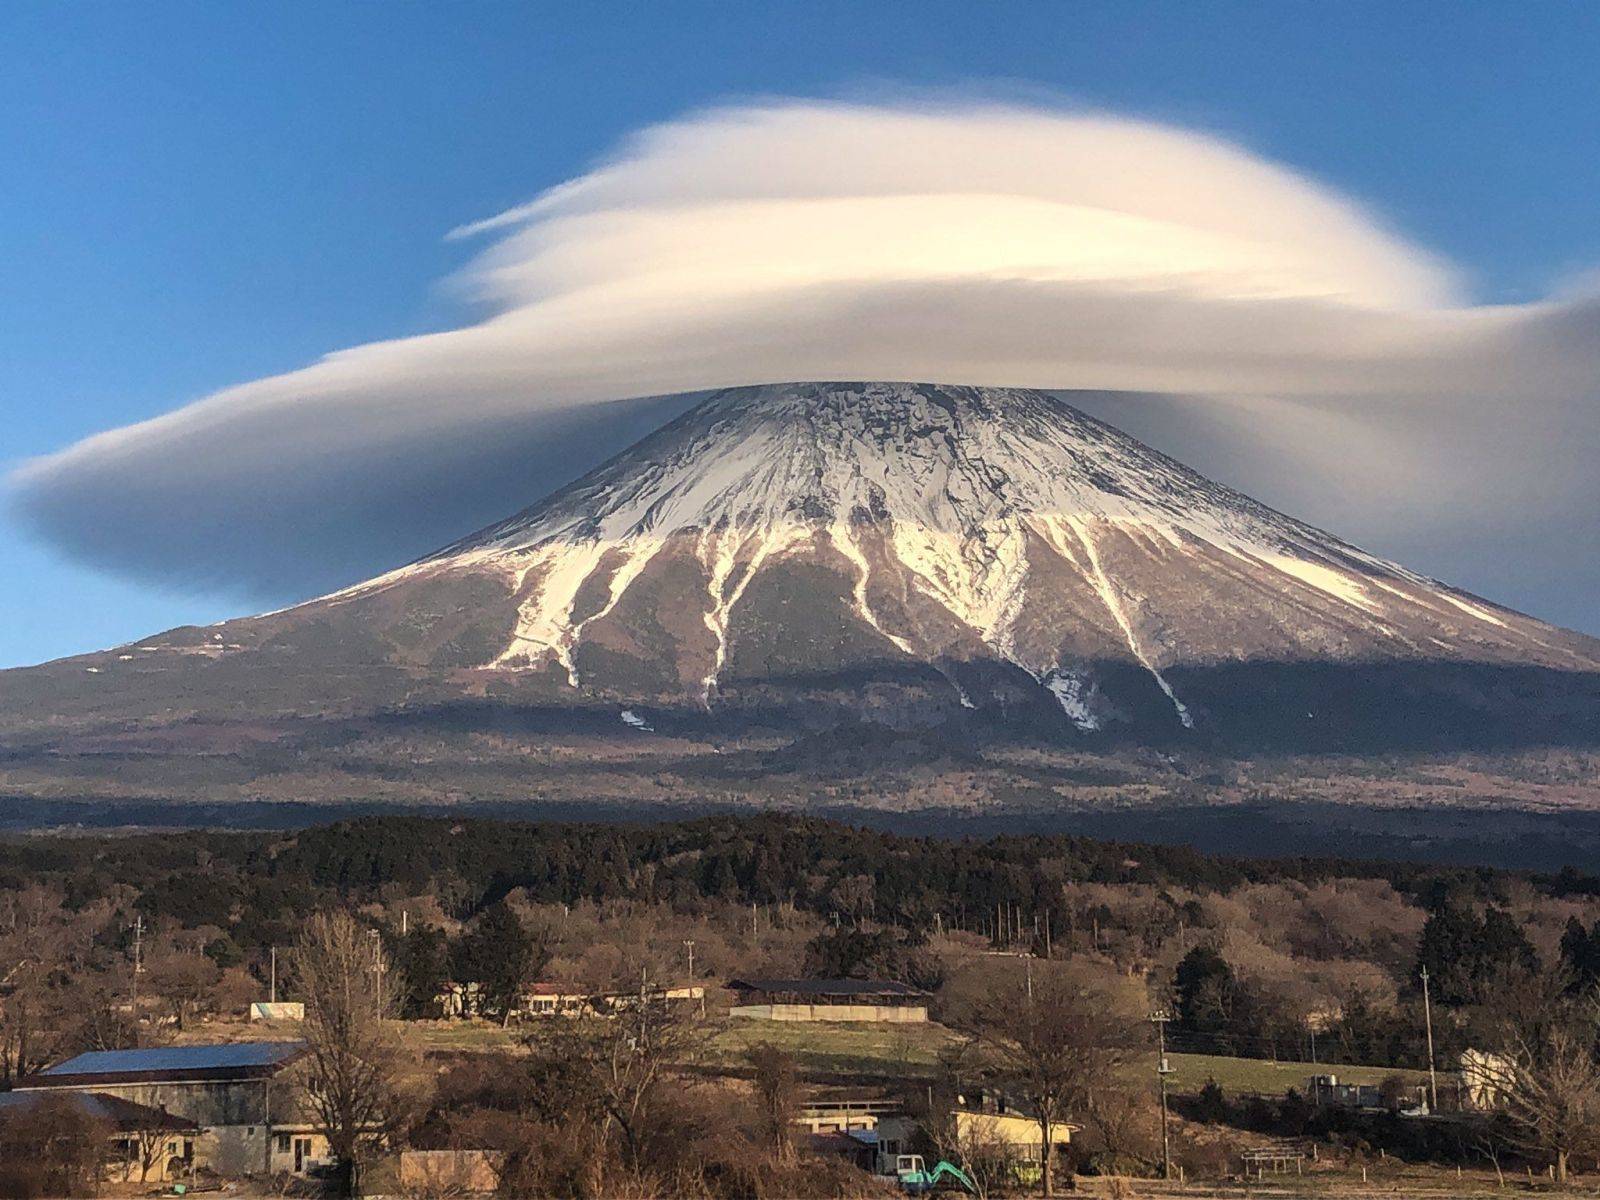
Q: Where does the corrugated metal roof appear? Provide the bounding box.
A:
[39,1040,306,1077]
[0,1090,198,1131]
[727,977,928,997]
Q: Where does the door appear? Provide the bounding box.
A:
[294,1138,312,1173]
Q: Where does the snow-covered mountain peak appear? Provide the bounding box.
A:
[451,382,1266,552]
[322,382,1595,730]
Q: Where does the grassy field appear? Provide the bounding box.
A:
[706,1020,1428,1093]
[1162,1050,1423,1094]
[201,1015,1425,1094]
[711,1017,953,1075]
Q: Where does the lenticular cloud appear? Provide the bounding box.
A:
[10,98,1600,612]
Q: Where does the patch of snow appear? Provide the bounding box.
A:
[620,709,654,732]
[1044,668,1101,731]
[492,541,611,682]
[1257,553,1381,613]
[829,522,914,655]
[1438,592,1508,628]
[1065,517,1194,729]
[697,523,805,703]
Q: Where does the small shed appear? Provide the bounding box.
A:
[727,978,929,1022]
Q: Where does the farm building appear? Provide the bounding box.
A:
[947,1107,1078,1166]
[522,982,705,1017]
[1305,1073,1427,1113]
[434,980,705,1020]
[14,1041,329,1177]
[727,978,929,1022]
[1460,1049,1514,1110]
[0,1090,200,1184]
[797,1087,1076,1178]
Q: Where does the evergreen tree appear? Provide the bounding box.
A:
[1481,907,1541,978]
[1416,902,1539,1007]
[1174,945,1236,1038]
[453,903,549,1024]
[1415,900,1481,1004]
[391,926,451,1018]
[1559,917,1600,993]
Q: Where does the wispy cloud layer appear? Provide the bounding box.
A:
[10,100,1599,625]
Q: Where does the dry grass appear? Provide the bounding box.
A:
[185,1014,1425,1094]
[1161,1051,1424,1095]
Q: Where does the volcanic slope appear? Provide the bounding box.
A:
[7,382,1600,754]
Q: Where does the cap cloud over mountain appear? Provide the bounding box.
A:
[11,101,1600,635]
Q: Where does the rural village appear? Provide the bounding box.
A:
[2,816,1599,1198]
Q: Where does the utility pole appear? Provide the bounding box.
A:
[1151,1012,1174,1180]
[1420,966,1439,1112]
[269,946,278,1004]
[368,929,386,1014]
[683,939,695,980]
[130,915,145,1011]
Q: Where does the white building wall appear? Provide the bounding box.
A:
[730,1003,928,1022]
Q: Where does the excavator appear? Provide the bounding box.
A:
[885,1154,978,1194]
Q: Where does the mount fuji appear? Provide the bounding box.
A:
[368,380,1596,733]
[5,382,1600,827]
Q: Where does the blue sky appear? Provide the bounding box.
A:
[4,2,1600,668]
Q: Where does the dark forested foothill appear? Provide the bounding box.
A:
[2,813,1595,935]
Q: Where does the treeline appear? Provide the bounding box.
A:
[3,812,1596,943]
[6,812,1600,1082]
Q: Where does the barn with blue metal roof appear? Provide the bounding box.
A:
[16,1039,326,1178]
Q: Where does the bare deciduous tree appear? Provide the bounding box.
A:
[142,949,220,1031]
[745,1042,800,1164]
[954,963,1147,1197]
[294,911,407,1197]
[0,1095,109,1197]
[1486,996,1600,1184]
[521,993,708,1171]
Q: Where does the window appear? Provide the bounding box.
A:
[277,1133,291,1152]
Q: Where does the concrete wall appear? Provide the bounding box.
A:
[399,1149,504,1192]
[729,1003,928,1023]
[953,1109,1069,1149]
[202,1123,274,1177]
[249,1002,305,1022]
